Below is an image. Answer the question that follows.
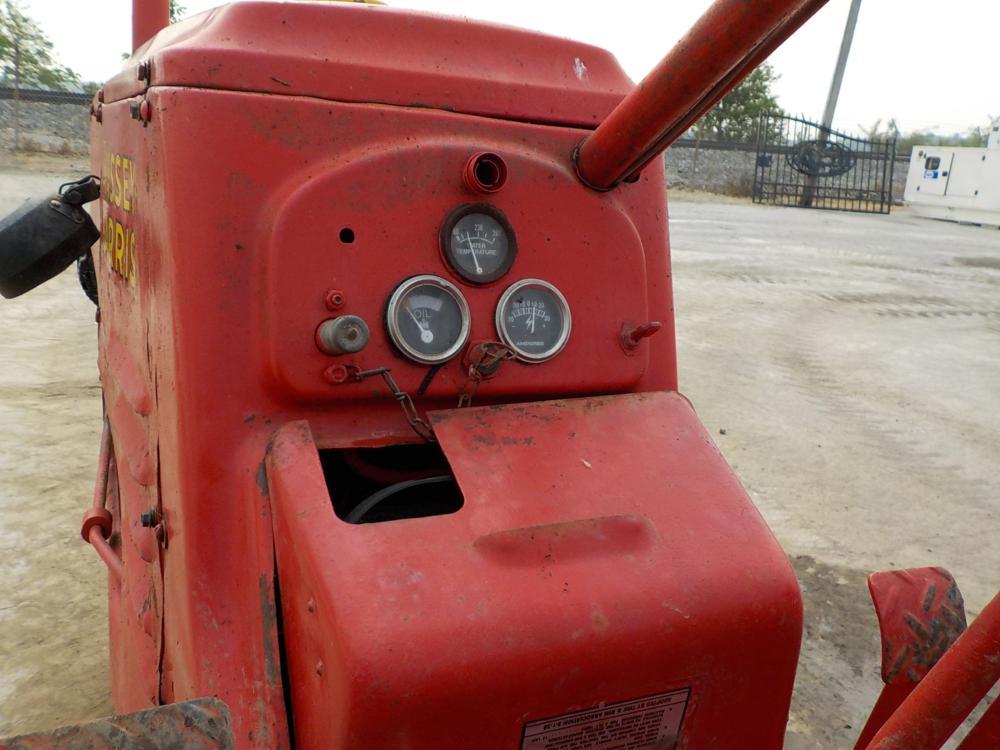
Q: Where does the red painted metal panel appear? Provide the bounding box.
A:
[89,79,674,749]
[106,2,632,127]
[575,0,830,189]
[268,393,802,749]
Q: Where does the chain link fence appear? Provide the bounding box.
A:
[0,87,91,156]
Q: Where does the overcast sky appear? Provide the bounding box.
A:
[20,0,997,135]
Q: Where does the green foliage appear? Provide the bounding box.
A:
[169,0,186,24]
[0,0,80,90]
[859,117,994,154]
[896,126,989,153]
[858,118,899,141]
[691,63,784,142]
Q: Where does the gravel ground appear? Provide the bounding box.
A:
[0,163,996,746]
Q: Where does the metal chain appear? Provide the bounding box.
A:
[347,366,436,443]
[457,342,516,408]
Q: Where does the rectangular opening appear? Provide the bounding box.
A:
[318,443,464,524]
[925,156,941,170]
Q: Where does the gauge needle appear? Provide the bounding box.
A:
[405,306,434,343]
[528,307,537,334]
[465,236,483,275]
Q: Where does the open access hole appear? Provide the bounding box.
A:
[320,443,463,524]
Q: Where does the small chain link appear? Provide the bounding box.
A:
[457,342,516,408]
[341,343,515,439]
[347,366,436,442]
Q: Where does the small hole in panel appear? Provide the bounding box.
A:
[464,152,508,193]
[475,158,502,188]
[339,227,355,244]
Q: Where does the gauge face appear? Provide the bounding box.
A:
[496,279,571,363]
[386,275,471,365]
[441,204,516,284]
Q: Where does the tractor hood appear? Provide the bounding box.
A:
[102,1,633,128]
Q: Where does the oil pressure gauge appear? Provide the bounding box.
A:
[441,204,516,284]
[496,279,571,362]
[386,275,471,365]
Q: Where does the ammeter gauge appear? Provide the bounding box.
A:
[495,279,571,362]
[386,275,471,365]
[441,204,516,283]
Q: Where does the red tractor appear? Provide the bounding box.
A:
[0,1,996,748]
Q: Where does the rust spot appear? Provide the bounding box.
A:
[591,606,609,633]
[259,575,280,688]
[255,462,269,497]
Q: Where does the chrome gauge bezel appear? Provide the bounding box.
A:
[495,278,572,363]
[386,274,472,365]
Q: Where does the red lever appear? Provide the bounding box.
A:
[621,321,662,351]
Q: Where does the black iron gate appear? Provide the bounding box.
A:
[752,113,897,214]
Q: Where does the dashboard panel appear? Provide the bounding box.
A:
[263,139,650,403]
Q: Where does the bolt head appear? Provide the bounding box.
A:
[323,364,349,385]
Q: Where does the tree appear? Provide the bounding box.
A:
[0,0,80,90]
[858,118,900,141]
[692,63,783,142]
[169,0,186,24]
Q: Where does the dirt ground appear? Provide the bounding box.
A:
[0,160,997,746]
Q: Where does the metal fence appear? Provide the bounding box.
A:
[0,86,92,154]
[752,113,897,214]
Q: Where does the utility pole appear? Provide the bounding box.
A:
[13,36,21,152]
[821,0,863,131]
[800,0,862,206]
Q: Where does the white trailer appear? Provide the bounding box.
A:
[903,122,1000,226]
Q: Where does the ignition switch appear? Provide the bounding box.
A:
[316,315,370,355]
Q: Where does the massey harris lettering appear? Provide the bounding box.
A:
[100,151,138,286]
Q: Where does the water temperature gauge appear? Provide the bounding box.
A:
[441,204,516,283]
[386,275,471,365]
[496,279,571,362]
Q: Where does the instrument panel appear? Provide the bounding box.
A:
[263,140,653,404]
